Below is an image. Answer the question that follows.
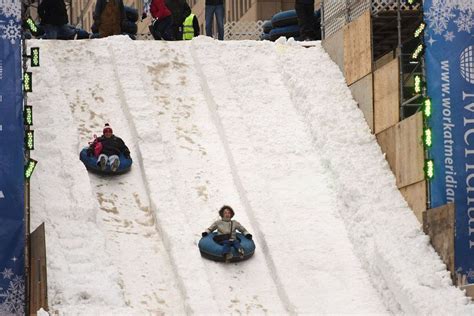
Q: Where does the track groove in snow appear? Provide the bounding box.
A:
[50,40,185,315]
[109,39,287,314]
[190,41,296,315]
[108,43,199,314]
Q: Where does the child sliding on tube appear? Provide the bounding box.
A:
[202,205,253,262]
[87,123,131,172]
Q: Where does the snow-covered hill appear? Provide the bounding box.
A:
[29,36,473,315]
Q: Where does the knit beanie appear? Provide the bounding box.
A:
[103,123,113,134]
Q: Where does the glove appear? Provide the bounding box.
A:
[245,234,252,240]
[202,232,208,237]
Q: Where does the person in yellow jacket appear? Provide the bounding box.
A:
[182,12,200,40]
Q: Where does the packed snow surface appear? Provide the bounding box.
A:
[29,36,473,315]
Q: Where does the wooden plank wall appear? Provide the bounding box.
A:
[30,223,48,315]
[376,124,396,172]
[343,11,372,85]
[400,180,427,223]
[374,58,400,134]
[322,27,345,75]
[376,112,424,187]
[422,203,455,282]
[376,112,426,223]
[349,74,374,132]
[324,11,427,224]
[396,112,425,188]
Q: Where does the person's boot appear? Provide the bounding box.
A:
[98,156,107,171]
[224,252,233,263]
[111,158,120,172]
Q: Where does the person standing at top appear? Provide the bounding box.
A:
[148,0,175,40]
[92,0,126,37]
[182,10,200,40]
[165,0,192,40]
[295,0,317,41]
[205,0,224,40]
[38,0,76,39]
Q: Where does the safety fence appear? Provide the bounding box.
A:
[137,21,265,41]
[321,0,420,39]
[224,21,264,41]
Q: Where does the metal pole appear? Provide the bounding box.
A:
[21,33,31,316]
[421,36,431,210]
[397,0,404,121]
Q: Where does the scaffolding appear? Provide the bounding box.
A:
[321,0,423,120]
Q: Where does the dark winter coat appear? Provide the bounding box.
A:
[295,0,314,4]
[89,135,130,157]
[93,0,126,37]
[205,0,224,5]
[191,15,200,37]
[206,219,250,241]
[150,0,171,20]
[165,0,190,26]
[38,0,68,26]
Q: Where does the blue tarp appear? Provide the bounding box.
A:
[425,0,474,284]
[0,0,25,314]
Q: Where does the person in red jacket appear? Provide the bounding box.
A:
[148,0,175,40]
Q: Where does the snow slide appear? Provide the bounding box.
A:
[29,37,473,315]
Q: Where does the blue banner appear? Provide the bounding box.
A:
[425,0,474,284]
[0,0,25,314]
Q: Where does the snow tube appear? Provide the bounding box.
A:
[75,28,90,39]
[125,6,139,23]
[271,10,298,28]
[199,233,256,263]
[260,32,271,41]
[269,24,300,41]
[271,9,321,29]
[79,148,132,175]
[262,20,273,34]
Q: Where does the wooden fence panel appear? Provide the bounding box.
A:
[30,223,48,315]
[374,58,399,134]
[343,10,372,85]
[399,180,427,223]
[376,124,397,173]
[396,112,424,188]
[350,73,374,132]
[322,27,345,75]
[423,203,455,283]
